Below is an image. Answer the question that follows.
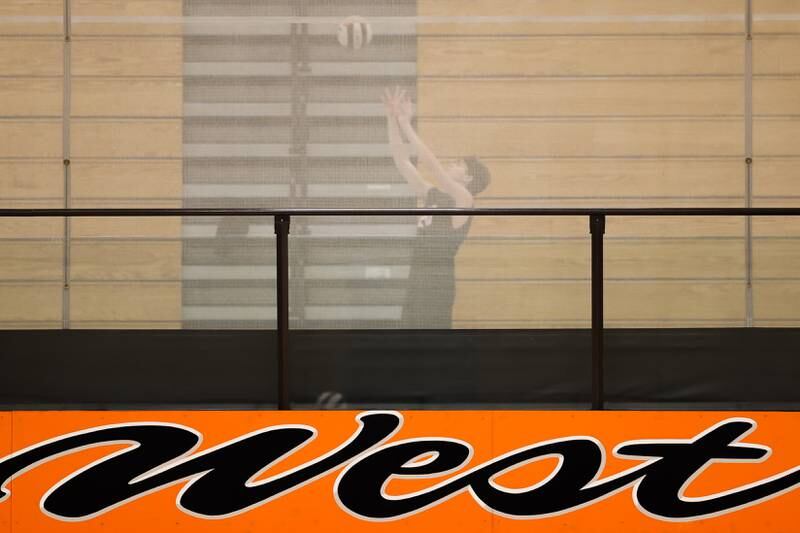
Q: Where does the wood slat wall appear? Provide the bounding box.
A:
[2,0,800,329]
[414,0,797,328]
[753,0,800,326]
[0,0,183,328]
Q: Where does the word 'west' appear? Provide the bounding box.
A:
[0,413,798,522]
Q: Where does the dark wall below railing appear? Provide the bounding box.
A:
[0,328,798,410]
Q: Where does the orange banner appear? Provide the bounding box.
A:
[1,411,799,532]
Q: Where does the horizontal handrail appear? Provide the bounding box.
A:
[2,207,800,217]
[3,207,799,410]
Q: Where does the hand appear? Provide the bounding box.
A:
[395,87,414,122]
[382,87,398,117]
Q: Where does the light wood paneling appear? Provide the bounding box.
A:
[70,282,181,322]
[72,0,182,36]
[468,213,745,239]
[478,160,744,199]
[71,242,181,280]
[753,281,800,320]
[748,194,800,235]
[454,281,744,322]
[753,159,800,197]
[0,79,62,117]
[0,242,62,281]
[419,37,743,77]
[754,37,800,75]
[72,120,182,158]
[0,219,63,239]
[456,240,744,280]
[606,240,745,279]
[0,0,62,15]
[70,215,181,239]
[72,79,182,117]
[0,284,62,322]
[418,79,742,117]
[0,41,62,76]
[420,0,742,17]
[418,119,743,158]
[753,118,800,156]
[72,39,182,76]
[0,121,61,158]
[754,79,800,116]
[0,0,62,34]
[753,240,800,278]
[753,0,800,34]
[454,281,590,322]
[72,321,182,329]
[71,161,182,200]
[420,0,743,35]
[72,0,181,16]
[0,162,63,200]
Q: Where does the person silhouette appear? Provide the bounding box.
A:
[382,87,491,328]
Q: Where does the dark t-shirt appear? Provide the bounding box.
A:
[402,187,472,328]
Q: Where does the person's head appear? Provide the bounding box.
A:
[447,156,491,195]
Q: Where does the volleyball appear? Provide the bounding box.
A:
[337,16,372,50]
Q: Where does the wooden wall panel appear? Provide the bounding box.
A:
[0,162,63,201]
[753,240,800,278]
[0,219,63,240]
[71,242,181,281]
[70,216,181,239]
[753,282,800,322]
[754,37,800,75]
[0,121,61,158]
[0,41,62,76]
[419,0,743,35]
[70,161,182,201]
[419,0,741,17]
[419,37,742,77]
[0,0,62,35]
[67,6,184,328]
[471,160,743,200]
[72,0,182,35]
[72,79,182,117]
[0,242,62,281]
[753,159,800,197]
[71,120,182,158]
[0,285,62,322]
[456,240,743,280]
[69,282,181,323]
[454,281,744,323]
[468,215,744,239]
[418,119,742,158]
[753,0,800,34]
[0,79,62,117]
[418,79,742,118]
[754,79,800,116]
[753,119,800,156]
[72,39,182,76]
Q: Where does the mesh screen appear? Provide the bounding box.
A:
[3,1,800,328]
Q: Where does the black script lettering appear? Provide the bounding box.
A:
[0,412,401,520]
[1,414,799,522]
[334,418,800,521]
[336,436,645,520]
[335,438,473,519]
[617,417,800,520]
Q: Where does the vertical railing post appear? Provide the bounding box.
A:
[275,214,291,410]
[590,214,606,410]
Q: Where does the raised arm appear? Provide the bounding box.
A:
[394,90,473,208]
[383,88,431,198]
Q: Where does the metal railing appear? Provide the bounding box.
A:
[4,206,800,410]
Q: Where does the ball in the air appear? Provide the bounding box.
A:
[337,16,372,50]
